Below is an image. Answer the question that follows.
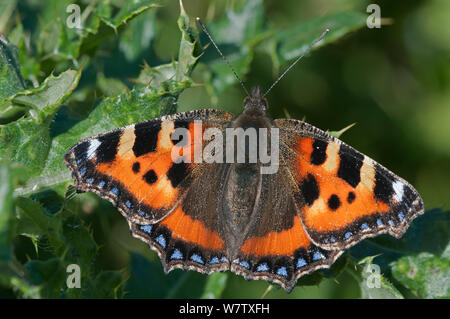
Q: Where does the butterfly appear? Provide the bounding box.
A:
[63,21,424,293]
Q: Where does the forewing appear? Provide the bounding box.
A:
[64,109,234,224]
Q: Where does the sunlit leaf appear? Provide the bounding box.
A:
[358,256,404,299]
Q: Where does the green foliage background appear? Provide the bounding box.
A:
[0,0,449,298]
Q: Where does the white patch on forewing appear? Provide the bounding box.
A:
[392,180,405,202]
[86,139,101,159]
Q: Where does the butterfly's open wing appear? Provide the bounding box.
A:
[274,119,424,250]
[229,168,343,292]
[129,161,233,275]
[64,109,234,225]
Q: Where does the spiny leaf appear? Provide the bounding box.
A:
[0,69,81,178]
[12,69,81,123]
[136,1,201,89]
[328,123,356,138]
[176,0,201,82]
[38,0,159,62]
[24,258,66,298]
[391,247,450,298]
[357,256,404,299]
[15,197,64,256]
[0,35,26,101]
[0,118,52,180]
[0,35,27,123]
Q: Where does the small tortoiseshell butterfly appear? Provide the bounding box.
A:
[64,20,424,292]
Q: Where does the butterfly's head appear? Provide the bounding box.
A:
[244,86,268,112]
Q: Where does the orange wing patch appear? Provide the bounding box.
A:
[293,137,390,232]
[240,216,310,256]
[97,151,181,209]
[161,206,224,250]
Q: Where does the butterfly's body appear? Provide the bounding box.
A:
[221,86,270,255]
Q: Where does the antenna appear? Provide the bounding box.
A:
[196,17,250,97]
[263,28,329,98]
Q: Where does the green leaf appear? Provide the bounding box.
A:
[124,253,170,298]
[357,256,404,299]
[79,1,159,56]
[0,0,17,33]
[136,61,179,88]
[76,271,124,299]
[0,35,27,123]
[391,249,450,299]
[6,22,40,86]
[12,69,81,123]
[61,213,98,273]
[15,197,64,256]
[202,0,265,95]
[0,162,14,261]
[14,194,111,298]
[9,276,41,299]
[0,69,81,179]
[93,271,124,298]
[0,35,26,101]
[201,273,228,299]
[96,73,128,97]
[124,254,207,298]
[0,117,52,178]
[295,271,324,286]
[273,12,367,64]
[24,258,66,298]
[175,0,201,82]
[136,1,200,89]
[321,253,349,279]
[118,10,157,62]
[37,0,158,62]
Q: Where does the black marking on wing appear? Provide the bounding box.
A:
[337,144,363,187]
[143,169,158,185]
[132,162,140,173]
[328,194,341,211]
[310,139,328,165]
[167,162,189,188]
[74,141,89,160]
[133,122,161,157]
[96,133,121,163]
[347,191,356,203]
[374,164,394,203]
[171,119,191,146]
[300,174,320,206]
